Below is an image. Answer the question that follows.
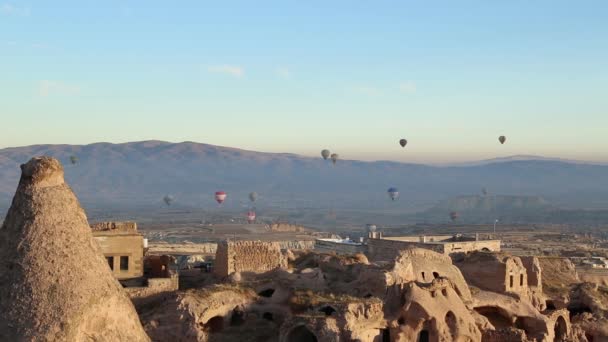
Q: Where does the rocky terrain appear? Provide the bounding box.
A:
[1,157,607,342]
[0,157,148,341]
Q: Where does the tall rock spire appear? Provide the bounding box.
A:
[0,157,149,341]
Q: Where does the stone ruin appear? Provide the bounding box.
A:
[0,156,603,341]
[214,240,287,278]
[0,157,149,341]
[142,245,580,342]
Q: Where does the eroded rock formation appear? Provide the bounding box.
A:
[0,157,149,341]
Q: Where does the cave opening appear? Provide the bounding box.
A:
[418,329,429,342]
[258,288,276,298]
[319,306,337,316]
[286,325,318,342]
[205,316,224,333]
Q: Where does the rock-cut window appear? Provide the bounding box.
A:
[120,256,129,271]
[106,256,114,270]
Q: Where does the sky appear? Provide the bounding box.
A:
[1,1,607,163]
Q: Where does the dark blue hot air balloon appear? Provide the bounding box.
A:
[387,187,399,201]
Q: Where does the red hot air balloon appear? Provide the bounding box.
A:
[247,210,256,224]
[215,191,227,204]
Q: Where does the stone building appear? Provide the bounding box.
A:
[367,233,500,260]
[214,240,287,278]
[91,221,146,280]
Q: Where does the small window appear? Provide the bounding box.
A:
[520,274,524,286]
[421,272,426,280]
[120,256,129,271]
[509,275,514,288]
[106,256,114,270]
[433,272,439,279]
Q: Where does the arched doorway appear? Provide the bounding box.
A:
[475,306,512,329]
[206,316,224,333]
[445,311,457,337]
[554,316,568,341]
[418,329,429,342]
[230,307,245,326]
[286,325,318,342]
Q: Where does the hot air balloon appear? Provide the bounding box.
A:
[330,153,339,165]
[499,136,506,144]
[321,149,331,160]
[215,191,227,204]
[387,187,399,201]
[399,139,407,148]
[163,195,174,206]
[70,155,78,165]
[247,210,256,224]
[450,211,459,222]
[482,187,488,196]
[249,192,258,202]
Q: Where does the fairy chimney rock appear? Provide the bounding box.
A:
[0,156,149,341]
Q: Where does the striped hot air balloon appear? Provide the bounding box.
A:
[215,191,227,204]
[247,210,256,224]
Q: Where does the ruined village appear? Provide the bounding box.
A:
[1,156,608,342]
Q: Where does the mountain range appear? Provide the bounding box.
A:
[2,141,608,223]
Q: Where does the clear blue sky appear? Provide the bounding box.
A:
[1,1,607,163]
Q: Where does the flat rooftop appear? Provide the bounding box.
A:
[316,238,362,246]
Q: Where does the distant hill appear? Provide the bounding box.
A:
[2,141,608,223]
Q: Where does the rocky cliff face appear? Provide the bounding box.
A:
[0,157,149,341]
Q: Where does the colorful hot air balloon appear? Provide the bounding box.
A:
[399,139,407,148]
[70,155,78,165]
[450,211,459,222]
[163,195,174,206]
[247,210,256,224]
[215,191,227,204]
[249,192,258,202]
[330,153,339,165]
[499,136,506,144]
[321,149,331,160]
[387,187,399,201]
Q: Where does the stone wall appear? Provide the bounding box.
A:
[367,238,500,260]
[125,271,179,305]
[91,221,138,233]
[147,240,315,256]
[214,240,287,278]
[456,252,529,295]
[521,256,542,290]
[314,240,365,255]
[366,238,443,261]
[442,240,501,254]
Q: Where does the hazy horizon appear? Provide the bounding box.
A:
[2,1,608,163]
[3,139,608,166]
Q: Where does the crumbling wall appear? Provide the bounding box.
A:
[214,240,287,278]
[520,256,542,291]
[91,221,138,233]
[396,279,482,341]
[441,240,501,254]
[126,271,179,305]
[456,252,529,296]
[366,238,443,261]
